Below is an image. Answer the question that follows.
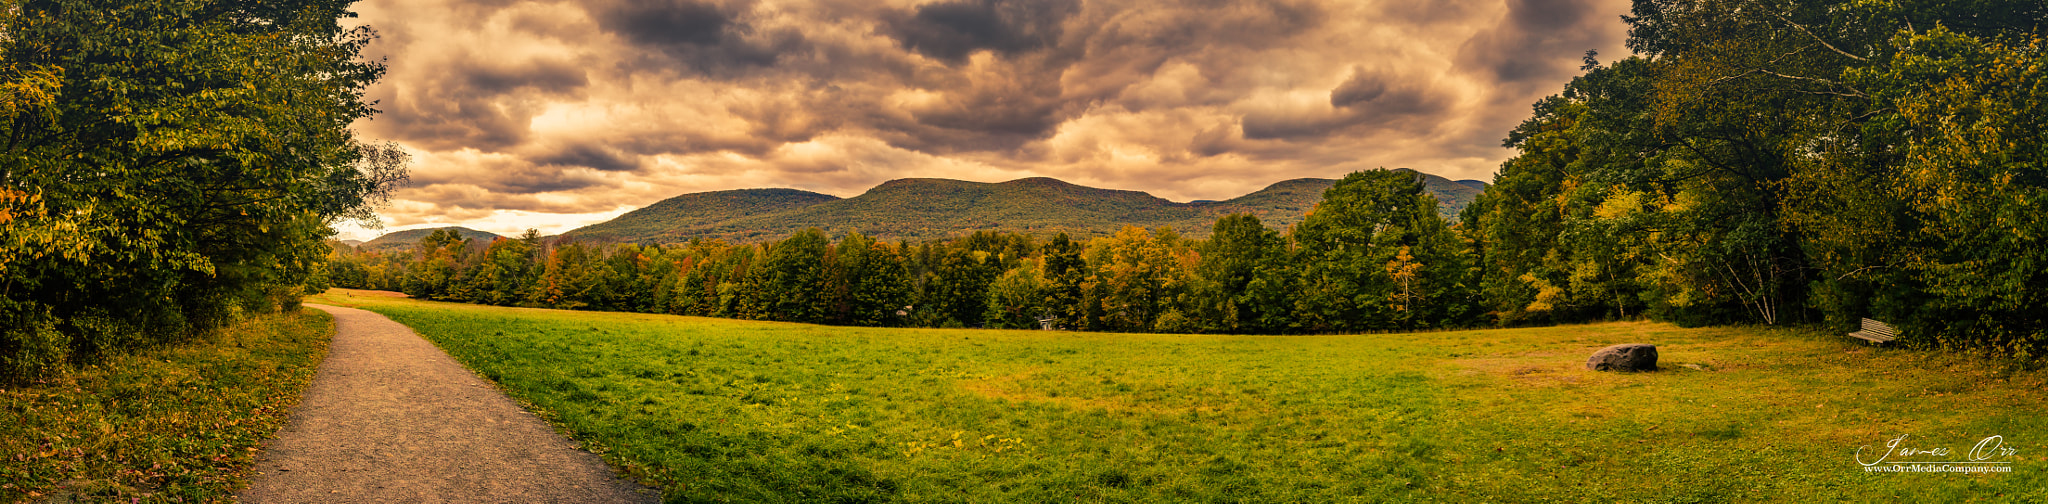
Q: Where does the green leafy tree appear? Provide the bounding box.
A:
[404,229,472,301]
[1085,226,1190,332]
[535,242,605,310]
[1295,170,1472,331]
[0,0,404,379]
[1468,55,1666,325]
[1459,0,2048,354]
[1039,233,1088,329]
[916,243,1000,328]
[714,245,759,318]
[669,239,732,316]
[1193,214,1294,333]
[747,228,831,323]
[830,232,911,326]
[641,244,683,315]
[983,259,1047,329]
[1821,28,2048,354]
[325,243,370,288]
[595,244,650,312]
[1615,0,2042,328]
[464,231,539,306]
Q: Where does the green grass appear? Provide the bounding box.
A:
[313,289,2047,503]
[0,310,332,503]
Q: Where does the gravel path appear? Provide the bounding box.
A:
[238,304,660,503]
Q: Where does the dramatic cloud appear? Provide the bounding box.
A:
[339,0,1633,239]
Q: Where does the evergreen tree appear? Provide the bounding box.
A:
[1040,233,1087,329]
[832,232,911,327]
[536,243,602,310]
[748,229,831,323]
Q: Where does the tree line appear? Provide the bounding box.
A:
[336,0,2048,357]
[329,169,1478,334]
[1458,0,2047,356]
[10,0,2035,382]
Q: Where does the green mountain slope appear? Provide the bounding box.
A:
[359,226,503,252]
[1188,177,1333,230]
[563,188,841,242]
[720,177,1204,239]
[1396,168,1488,218]
[560,170,1487,243]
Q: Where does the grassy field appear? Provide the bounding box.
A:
[312,289,2046,503]
[0,310,333,503]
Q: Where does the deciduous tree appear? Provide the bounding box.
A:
[0,0,404,378]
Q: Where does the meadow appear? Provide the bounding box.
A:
[0,310,332,503]
[313,289,2046,503]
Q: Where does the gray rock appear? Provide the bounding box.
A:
[1586,343,1658,372]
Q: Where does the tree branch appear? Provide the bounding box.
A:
[1773,11,1868,62]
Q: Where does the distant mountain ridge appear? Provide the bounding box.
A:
[564,188,840,243]
[562,169,1486,243]
[358,226,503,252]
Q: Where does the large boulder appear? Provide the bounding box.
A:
[1586,344,1658,372]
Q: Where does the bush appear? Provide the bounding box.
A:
[0,306,67,381]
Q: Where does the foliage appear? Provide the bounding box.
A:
[1084,226,1192,332]
[828,232,912,327]
[746,228,832,323]
[402,229,473,301]
[908,241,1001,328]
[1038,233,1088,329]
[982,257,1047,330]
[466,231,543,306]
[1464,56,1668,326]
[1192,214,1295,333]
[0,0,402,380]
[1295,170,1474,332]
[1461,0,2048,354]
[1838,28,2048,355]
[0,310,331,502]
[327,169,1479,335]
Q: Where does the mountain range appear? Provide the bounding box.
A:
[357,226,505,252]
[555,168,1486,244]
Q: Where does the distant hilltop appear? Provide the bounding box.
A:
[553,168,1486,244]
[356,226,504,252]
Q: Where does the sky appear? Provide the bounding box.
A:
[336,0,1635,241]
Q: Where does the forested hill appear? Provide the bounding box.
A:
[359,227,503,252]
[556,188,843,243]
[561,169,1485,243]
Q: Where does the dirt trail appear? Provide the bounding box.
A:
[238,304,659,503]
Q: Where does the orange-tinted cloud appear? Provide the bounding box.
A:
[341,0,1632,239]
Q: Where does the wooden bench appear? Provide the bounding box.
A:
[1848,318,1898,344]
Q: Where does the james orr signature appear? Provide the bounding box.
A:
[1857,434,2018,467]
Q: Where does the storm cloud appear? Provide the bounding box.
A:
[341,0,1633,238]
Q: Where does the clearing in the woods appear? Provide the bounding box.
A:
[311,288,2046,502]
